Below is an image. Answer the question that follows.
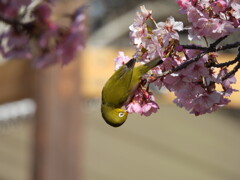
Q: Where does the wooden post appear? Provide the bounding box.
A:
[33,59,82,180]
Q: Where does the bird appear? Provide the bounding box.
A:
[101,58,163,127]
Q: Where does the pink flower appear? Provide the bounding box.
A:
[33,52,58,68]
[189,17,236,39]
[141,101,159,116]
[188,27,201,41]
[153,16,183,46]
[190,91,224,115]
[56,33,84,65]
[38,27,58,48]
[139,5,152,19]
[181,61,210,82]
[153,78,163,90]
[125,87,159,116]
[176,0,197,13]
[215,68,238,96]
[129,5,151,49]
[196,18,220,35]
[231,2,240,20]
[211,0,227,13]
[114,51,131,70]
[222,76,237,90]
[160,57,179,71]
[186,6,203,24]
[197,0,211,9]
[173,84,205,108]
[211,97,230,111]
[178,0,239,40]
[0,1,86,71]
[71,5,87,32]
[181,51,209,81]
[6,30,29,48]
[2,30,32,59]
[146,35,163,60]
[163,73,193,92]
[56,5,86,65]
[126,102,142,114]
[33,3,52,25]
[0,0,31,19]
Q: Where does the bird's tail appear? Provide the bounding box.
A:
[136,57,163,75]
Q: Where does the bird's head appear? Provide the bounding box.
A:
[101,104,128,127]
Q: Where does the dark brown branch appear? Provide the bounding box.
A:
[156,37,227,78]
[0,15,19,26]
[216,41,240,51]
[221,47,240,81]
[182,36,240,54]
[209,35,228,49]
[222,61,240,81]
[210,47,240,68]
[157,37,240,79]
[182,36,228,51]
[182,41,240,52]
[0,15,33,33]
[156,52,206,78]
[181,44,207,51]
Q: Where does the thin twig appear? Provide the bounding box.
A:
[156,52,206,78]
[156,36,227,78]
[0,15,18,26]
[0,15,33,33]
[156,37,238,78]
[216,41,240,51]
[210,47,240,68]
[182,41,240,52]
[209,35,228,49]
[182,36,228,51]
[222,47,240,81]
[181,44,207,51]
[222,61,240,81]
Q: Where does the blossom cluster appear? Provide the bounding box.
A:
[0,0,85,68]
[177,0,240,40]
[114,1,240,117]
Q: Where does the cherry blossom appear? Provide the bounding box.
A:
[153,16,183,46]
[179,0,240,40]
[114,51,131,70]
[126,87,159,116]
[118,3,240,117]
[0,0,86,68]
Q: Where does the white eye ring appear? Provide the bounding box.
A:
[118,112,125,117]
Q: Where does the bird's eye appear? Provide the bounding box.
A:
[118,112,125,117]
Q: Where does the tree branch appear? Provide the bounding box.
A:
[156,38,240,79]
[209,35,228,49]
[210,47,240,68]
[182,36,228,51]
[156,52,206,78]
[0,15,18,26]
[156,37,226,78]
[181,44,207,51]
[182,37,240,53]
[216,41,240,51]
[0,15,31,33]
[221,47,240,81]
[222,61,240,81]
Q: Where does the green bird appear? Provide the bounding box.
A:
[101,58,163,127]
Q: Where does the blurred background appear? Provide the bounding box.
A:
[0,0,240,180]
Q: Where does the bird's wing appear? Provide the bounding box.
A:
[102,59,136,107]
[134,58,163,77]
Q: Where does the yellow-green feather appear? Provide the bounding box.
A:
[102,58,162,108]
[101,59,136,107]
